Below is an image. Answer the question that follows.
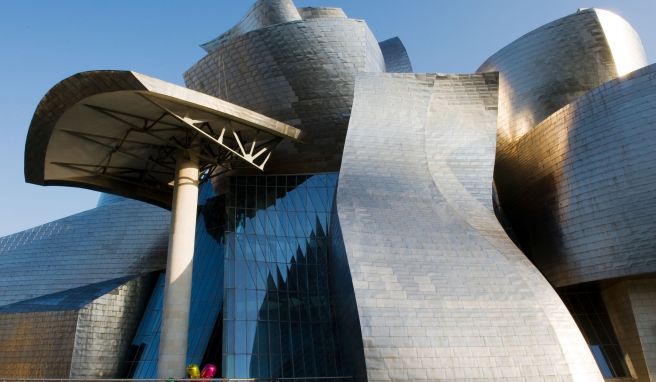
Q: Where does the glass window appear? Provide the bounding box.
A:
[561,285,630,379]
[192,173,344,379]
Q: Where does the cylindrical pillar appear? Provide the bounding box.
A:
[158,152,199,378]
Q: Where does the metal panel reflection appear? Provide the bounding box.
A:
[335,72,602,381]
[478,8,646,146]
[0,197,169,377]
[493,64,656,287]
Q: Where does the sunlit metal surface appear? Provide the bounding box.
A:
[297,7,347,20]
[493,63,656,287]
[200,0,302,53]
[333,72,602,381]
[0,197,168,378]
[478,8,646,146]
[5,0,656,379]
[596,9,647,77]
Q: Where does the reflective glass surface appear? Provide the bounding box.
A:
[561,286,630,379]
[218,173,341,379]
[131,173,343,379]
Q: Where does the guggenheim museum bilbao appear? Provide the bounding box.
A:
[1,0,655,381]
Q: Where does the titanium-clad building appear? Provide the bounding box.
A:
[1,0,655,381]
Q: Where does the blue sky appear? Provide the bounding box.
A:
[0,0,654,236]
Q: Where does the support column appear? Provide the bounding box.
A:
[158,152,199,378]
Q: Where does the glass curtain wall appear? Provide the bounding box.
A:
[560,285,630,379]
[129,173,345,379]
[219,173,341,379]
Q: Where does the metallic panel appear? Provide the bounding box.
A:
[297,7,347,20]
[184,4,386,174]
[201,0,302,53]
[379,37,413,73]
[70,274,156,378]
[596,9,647,77]
[0,198,168,307]
[0,197,168,377]
[328,210,366,382]
[335,72,602,381]
[0,310,78,378]
[0,274,156,378]
[494,64,656,287]
[477,8,646,146]
[97,192,130,207]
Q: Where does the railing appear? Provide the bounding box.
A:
[0,378,352,382]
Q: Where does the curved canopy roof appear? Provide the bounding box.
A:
[25,70,304,208]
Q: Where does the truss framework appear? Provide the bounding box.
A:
[54,94,284,190]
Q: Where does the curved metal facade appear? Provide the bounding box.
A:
[478,8,646,146]
[334,72,602,381]
[184,12,386,173]
[478,7,650,287]
[200,0,302,53]
[379,37,413,73]
[493,63,656,287]
[297,7,347,20]
[7,0,656,380]
[0,198,169,377]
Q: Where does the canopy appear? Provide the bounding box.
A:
[25,71,304,208]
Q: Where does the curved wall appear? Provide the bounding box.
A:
[0,199,168,306]
[477,8,648,285]
[201,0,301,53]
[379,37,413,73]
[493,64,656,287]
[0,198,169,377]
[334,72,602,381]
[297,7,347,20]
[185,13,386,173]
[97,193,129,207]
[478,8,646,146]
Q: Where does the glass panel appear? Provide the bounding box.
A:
[560,285,630,378]
[216,173,341,379]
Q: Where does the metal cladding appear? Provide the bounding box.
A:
[478,8,646,146]
[479,7,653,288]
[298,7,347,20]
[200,0,302,53]
[0,275,152,378]
[379,37,413,73]
[333,72,602,381]
[6,0,656,380]
[0,198,168,306]
[0,275,155,378]
[184,5,386,173]
[24,70,302,209]
[0,197,168,377]
[494,64,656,287]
